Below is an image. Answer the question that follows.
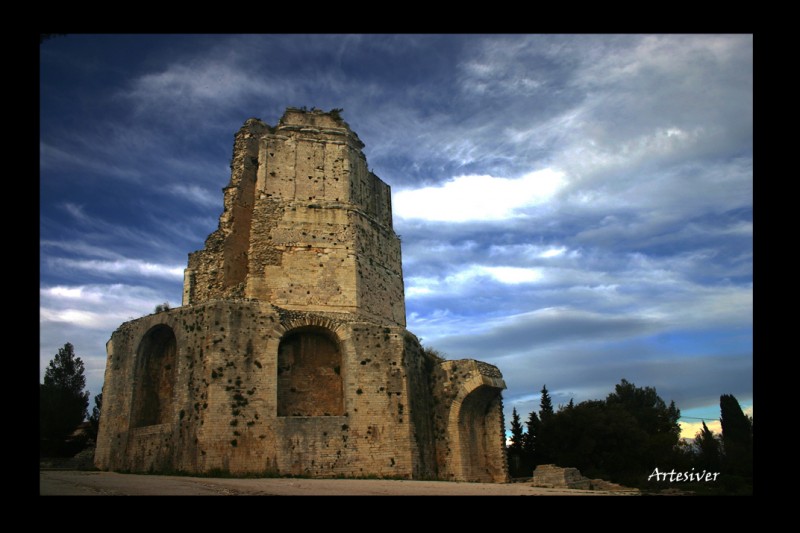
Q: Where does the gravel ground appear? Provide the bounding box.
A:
[39,470,639,496]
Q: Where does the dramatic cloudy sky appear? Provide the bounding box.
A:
[40,34,752,439]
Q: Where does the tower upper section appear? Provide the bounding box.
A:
[183,108,406,326]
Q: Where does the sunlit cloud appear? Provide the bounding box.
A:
[482,266,543,284]
[539,247,566,258]
[40,308,113,329]
[405,264,545,300]
[680,419,722,441]
[42,286,102,302]
[40,283,176,319]
[393,169,566,222]
[51,258,184,280]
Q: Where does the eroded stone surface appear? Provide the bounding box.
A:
[96,108,508,482]
[531,464,639,492]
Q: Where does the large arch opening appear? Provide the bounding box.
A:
[277,326,343,416]
[131,324,177,428]
[457,386,504,482]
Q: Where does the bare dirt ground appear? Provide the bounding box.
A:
[40,470,639,496]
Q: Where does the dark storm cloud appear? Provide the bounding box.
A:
[437,308,659,356]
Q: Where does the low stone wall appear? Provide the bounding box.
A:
[531,464,637,492]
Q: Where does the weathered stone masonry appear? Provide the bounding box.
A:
[95,108,508,482]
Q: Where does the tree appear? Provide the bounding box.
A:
[43,342,87,398]
[523,410,539,455]
[544,399,647,483]
[720,394,752,477]
[154,302,170,313]
[539,379,682,487]
[507,407,525,477]
[523,409,540,471]
[694,421,721,472]
[534,385,556,464]
[40,343,90,456]
[539,385,554,421]
[509,407,524,452]
[605,378,681,467]
[87,391,103,442]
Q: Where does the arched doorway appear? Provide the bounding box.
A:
[457,385,504,482]
[277,326,343,416]
[131,324,177,427]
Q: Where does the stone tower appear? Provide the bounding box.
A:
[95,108,508,482]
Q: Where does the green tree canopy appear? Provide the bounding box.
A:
[539,385,554,421]
[43,342,87,397]
[545,400,648,481]
[40,343,90,456]
[507,406,527,477]
[541,379,682,487]
[523,409,539,454]
[694,420,721,472]
[522,409,541,472]
[606,379,681,437]
[509,407,524,452]
[607,379,681,470]
[533,385,556,465]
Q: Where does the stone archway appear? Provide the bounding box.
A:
[131,324,177,428]
[277,326,343,417]
[442,360,507,483]
[456,385,504,482]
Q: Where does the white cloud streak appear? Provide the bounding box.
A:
[40,283,181,398]
[49,258,184,280]
[168,184,220,207]
[394,169,565,222]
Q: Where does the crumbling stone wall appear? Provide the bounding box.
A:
[184,109,404,327]
[427,360,508,483]
[97,301,426,476]
[97,108,507,481]
[183,120,265,304]
[531,464,637,492]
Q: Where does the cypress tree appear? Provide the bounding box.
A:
[539,385,554,421]
[720,394,752,477]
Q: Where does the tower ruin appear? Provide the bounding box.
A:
[95,108,508,482]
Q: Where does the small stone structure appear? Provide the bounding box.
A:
[532,464,636,491]
[95,108,508,482]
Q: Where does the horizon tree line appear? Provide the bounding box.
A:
[506,381,752,492]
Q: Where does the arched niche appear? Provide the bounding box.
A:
[277,326,343,417]
[131,324,177,428]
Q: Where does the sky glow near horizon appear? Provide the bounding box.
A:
[40,34,752,441]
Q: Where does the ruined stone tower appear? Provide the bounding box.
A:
[95,108,508,482]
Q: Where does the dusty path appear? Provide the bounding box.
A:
[40,470,638,496]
